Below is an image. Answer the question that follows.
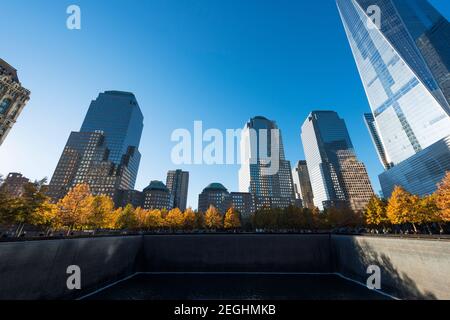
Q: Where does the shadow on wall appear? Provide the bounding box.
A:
[333,236,437,300]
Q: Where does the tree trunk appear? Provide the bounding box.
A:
[15,223,25,238]
[411,223,418,234]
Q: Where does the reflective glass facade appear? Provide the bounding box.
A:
[337,0,450,197]
[48,91,144,203]
[239,116,296,210]
[301,111,374,211]
[379,136,450,196]
[337,0,450,166]
[81,91,144,186]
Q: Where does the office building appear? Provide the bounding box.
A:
[116,189,144,209]
[143,181,173,210]
[166,169,189,211]
[198,183,232,215]
[0,59,31,146]
[239,116,296,210]
[48,91,143,203]
[230,192,255,218]
[337,0,450,197]
[301,111,374,211]
[292,161,315,209]
[364,113,392,170]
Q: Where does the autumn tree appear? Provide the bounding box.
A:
[165,208,185,230]
[194,211,205,230]
[115,204,138,230]
[436,172,450,223]
[416,194,442,234]
[204,205,223,230]
[134,207,149,230]
[387,186,420,232]
[183,208,196,230]
[87,195,116,229]
[56,184,93,234]
[32,200,59,235]
[146,209,164,230]
[224,207,241,230]
[364,195,389,228]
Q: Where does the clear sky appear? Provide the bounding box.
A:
[1,0,449,209]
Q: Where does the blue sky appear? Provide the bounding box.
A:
[1,0,449,209]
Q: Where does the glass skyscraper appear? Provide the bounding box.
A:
[48,91,144,203]
[337,0,450,197]
[239,116,296,210]
[301,111,374,211]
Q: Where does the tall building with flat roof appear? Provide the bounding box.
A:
[166,170,189,211]
[301,111,374,211]
[48,91,143,203]
[0,59,30,146]
[337,0,450,197]
[239,116,296,210]
[292,161,315,209]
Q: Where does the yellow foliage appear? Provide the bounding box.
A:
[87,195,116,229]
[204,205,223,229]
[436,171,450,222]
[165,208,185,229]
[224,207,241,229]
[56,184,93,233]
[147,209,164,229]
[364,195,388,226]
[183,208,196,230]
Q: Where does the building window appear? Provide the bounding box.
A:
[0,98,12,114]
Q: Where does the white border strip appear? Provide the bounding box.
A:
[76,273,138,300]
[77,272,400,300]
[335,273,400,300]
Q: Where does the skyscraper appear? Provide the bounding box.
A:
[166,169,189,211]
[301,111,374,211]
[239,116,296,210]
[292,161,315,209]
[0,59,30,146]
[337,0,450,197]
[364,113,392,170]
[48,91,143,203]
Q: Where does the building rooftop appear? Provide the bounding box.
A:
[203,183,228,192]
[143,180,169,192]
[0,59,19,82]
